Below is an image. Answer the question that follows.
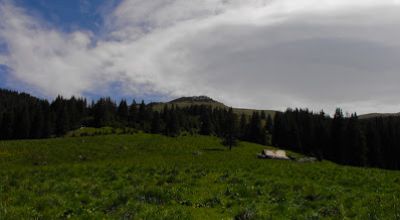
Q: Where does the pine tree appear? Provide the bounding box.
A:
[165,107,180,137]
[138,100,147,128]
[247,112,266,145]
[117,100,129,124]
[239,114,247,139]
[315,111,329,160]
[346,114,367,166]
[31,106,44,139]
[151,111,161,134]
[55,105,70,136]
[129,100,138,127]
[272,112,282,147]
[0,113,2,138]
[266,115,273,133]
[92,98,117,127]
[42,103,53,138]
[222,108,238,150]
[331,108,345,162]
[200,110,213,135]
[0,111,14,139]
[14,106,31,139]
[365,122,383,167]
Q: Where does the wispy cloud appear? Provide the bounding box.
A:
[0,0,400,113]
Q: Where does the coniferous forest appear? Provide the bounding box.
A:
[1,88,400,170]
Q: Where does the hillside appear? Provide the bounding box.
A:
[150,96,277,117]
[1,133,400,219]
[359,112,400,119]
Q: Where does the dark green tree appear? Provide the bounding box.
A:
[331,108,345,162]
[165,107,180,137]
[31,106,44,138]
[1,111,14,139]
[239,113,247,139]
[117,100,129,124]
[14,106,31,139]
[129,100,138,127]
[151,111,161,134]
[200,110,213,135]
[222,108,238,150]
[246,112,266,145]
[346,114,367,166]
[55,105,70,136]
[266,115,273,133]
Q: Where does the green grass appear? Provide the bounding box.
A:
[1,133,400,219]
[65,126,137,137]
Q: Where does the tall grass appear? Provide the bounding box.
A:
[1,133,400,219]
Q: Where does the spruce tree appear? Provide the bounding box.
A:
[138,100,147,128]
[239,114,247,139]
[200,110,213,135]
[165,107,180,137]
[129,100,138,127]
[331,108,345,162]
[266,115,273,133]
[14,106,31,139]
[55,105,70,136]
[31,107,44,139]
[151,111,161,134]
[5,111,15,139]
[117,100,129,124]
[346,114,367,166]
[247,112,265,145]
[222,108,238,150]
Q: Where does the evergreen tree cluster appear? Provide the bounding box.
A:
[0,89,268,147]
[0,90,88,139]
[4,88,400,170]
[272,108,400,170]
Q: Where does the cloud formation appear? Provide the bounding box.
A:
[1,0,400,113]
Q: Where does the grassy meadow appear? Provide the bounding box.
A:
[1,132,400,219]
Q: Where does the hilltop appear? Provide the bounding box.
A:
[150,96,277,117]
[359,112,400,119]
[170,96,222,104]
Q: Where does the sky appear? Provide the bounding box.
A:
[0,0,400,114]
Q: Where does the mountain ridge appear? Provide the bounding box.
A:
[149,95,277,117]
[358,112,400,119]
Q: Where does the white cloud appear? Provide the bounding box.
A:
[0,0,400,114]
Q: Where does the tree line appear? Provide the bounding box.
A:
[272,108,400,170]
[2,88,400,170]
[0,89,269,147]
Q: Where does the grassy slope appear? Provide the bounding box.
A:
[1,134,400,219]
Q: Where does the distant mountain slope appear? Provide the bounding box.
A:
[150,96,277,117]
[170,96,222,104]
[359,112,400,119]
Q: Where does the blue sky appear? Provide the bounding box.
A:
[1,0,400,113]
[13,0,120,33]
[0,0,133,101]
